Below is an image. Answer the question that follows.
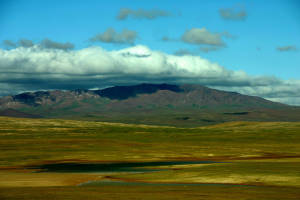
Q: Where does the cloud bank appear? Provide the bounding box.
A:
[90,28,137,44]
[117,8,171,20]
[0,45,299,105]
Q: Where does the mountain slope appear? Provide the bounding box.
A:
[0,108,41,118]
[0,83,299,126]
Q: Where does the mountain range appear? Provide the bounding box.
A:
[0,83,299,127]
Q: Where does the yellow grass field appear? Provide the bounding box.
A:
[0,117,300,199]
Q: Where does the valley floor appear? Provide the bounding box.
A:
[0,117,300,199]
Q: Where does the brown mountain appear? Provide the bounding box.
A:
[0,83,299,127]
[0,108,41,118]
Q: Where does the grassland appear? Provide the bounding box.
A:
[0,117,300,199]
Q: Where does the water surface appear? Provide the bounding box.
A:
[28,161,218,173]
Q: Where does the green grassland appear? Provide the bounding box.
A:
[0,117,300,199]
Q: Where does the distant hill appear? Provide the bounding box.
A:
[0,83,299,127]
[0,108,41,118]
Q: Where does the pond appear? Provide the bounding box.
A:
[27,160,218,173]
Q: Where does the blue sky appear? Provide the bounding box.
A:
[0,0,299,104]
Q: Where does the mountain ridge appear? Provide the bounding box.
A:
[0,83,298,127]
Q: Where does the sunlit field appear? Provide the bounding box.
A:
[0,117,299,199]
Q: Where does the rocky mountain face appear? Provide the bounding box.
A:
[0,83,299,127]
[0,90,98,107]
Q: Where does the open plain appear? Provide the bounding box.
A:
[0,117,299,199]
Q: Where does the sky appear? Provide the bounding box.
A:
[0,0,299,105]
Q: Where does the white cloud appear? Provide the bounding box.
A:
[18,39,34,48]
[3,40,17,48]
[181,28,224,46]
[117,8,171,20]
[90,28,137,44]
[40,38,74,50]
[219,7,247,21]
[0,45,299,105]
[174,49,195,56]
[2,39,74,50]
[200,46,221,53]
[277,45,298,52]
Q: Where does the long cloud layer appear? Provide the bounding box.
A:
[0,45,299,105]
